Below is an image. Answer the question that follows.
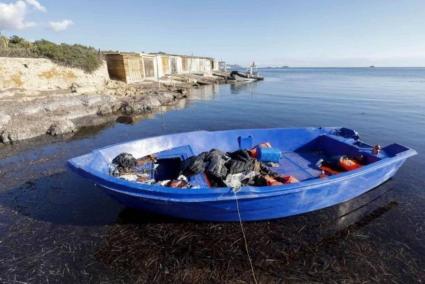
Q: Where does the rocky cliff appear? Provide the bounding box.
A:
[0,57,109,91]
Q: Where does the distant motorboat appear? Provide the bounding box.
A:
[229,71,258,82]
[229,62,264,82]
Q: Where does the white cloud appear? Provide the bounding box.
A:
[0,0,74,33]
[48,19,73,32]
[0,0,36,30]
[24,0,46,12]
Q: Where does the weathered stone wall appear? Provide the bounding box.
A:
[0,57,109,91]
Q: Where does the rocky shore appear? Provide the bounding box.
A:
[0,71,229,144]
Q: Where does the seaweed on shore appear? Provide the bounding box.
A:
[95,198,425,283]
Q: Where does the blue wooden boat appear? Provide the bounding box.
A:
[67,127,416,221]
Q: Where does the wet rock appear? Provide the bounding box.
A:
[73,115,114,128]
[128,102,148,113]
[98,104,113,116]
[0,130,12,144]
[80,94,103,107]
[0,72,225,143]
[157,92,175,104]
[0,125,43,144]
[47,120,76,136]
[44,97,83,112]
[144,96,161,108]
[116,116,134,124]
[120,103,134,115]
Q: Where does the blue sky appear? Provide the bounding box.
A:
[1,0,425,66]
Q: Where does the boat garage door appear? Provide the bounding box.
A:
[161,57,169,75]
[144,57,155,78]
[170,57,177,74]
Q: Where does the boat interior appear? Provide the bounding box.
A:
[134,133,398,188]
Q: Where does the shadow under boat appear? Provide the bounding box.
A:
[0,168,399,229]
[116,178,398,229]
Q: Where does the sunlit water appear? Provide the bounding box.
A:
[0,68,424,282]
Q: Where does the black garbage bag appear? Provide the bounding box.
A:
[228,150,251,161]
[111,153,137,176]
[180,148,282,188]
[204,149,230,187]
[205,149,229,179]
[181,152,208,176]
[251,174,268,186]
[226,150,256,174]
[259,162,279,177]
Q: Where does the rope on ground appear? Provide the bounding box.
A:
[233,189,258,284]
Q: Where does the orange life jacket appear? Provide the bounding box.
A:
[267,175,299,185]
[264,175,283,186]
[281,175,299,184]
[339,157,362,171]
[276,175,299,184]
[320,165,341,176]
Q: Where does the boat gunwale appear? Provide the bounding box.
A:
[89,126,329,154]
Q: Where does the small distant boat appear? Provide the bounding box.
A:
[229,61,264,82]
[68,127,416,222]
[229,71,257,82]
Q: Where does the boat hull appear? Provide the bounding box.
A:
[98,158,405,222]
[230,71,263,82]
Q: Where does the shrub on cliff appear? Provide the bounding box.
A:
[0,36,102,73]
[33,40,102,73]
[8,36,32,48]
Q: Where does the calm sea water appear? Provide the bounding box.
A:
[0,68,424,282]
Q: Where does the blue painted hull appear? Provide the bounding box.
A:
[68,127,416,221]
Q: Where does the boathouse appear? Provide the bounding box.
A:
[105,52,221,83]
[104,53,142,83]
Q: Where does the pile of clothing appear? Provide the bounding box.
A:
[109,153,156,183]
[109,153,199,189]
[181,148,298,188]
[109,143,299,189]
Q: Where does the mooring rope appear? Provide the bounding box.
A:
[233,189,258,284]
[160,111,166,131]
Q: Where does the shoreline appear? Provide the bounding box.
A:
[0,72,229,144]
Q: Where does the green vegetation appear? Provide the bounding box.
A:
[0,35,102,73]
